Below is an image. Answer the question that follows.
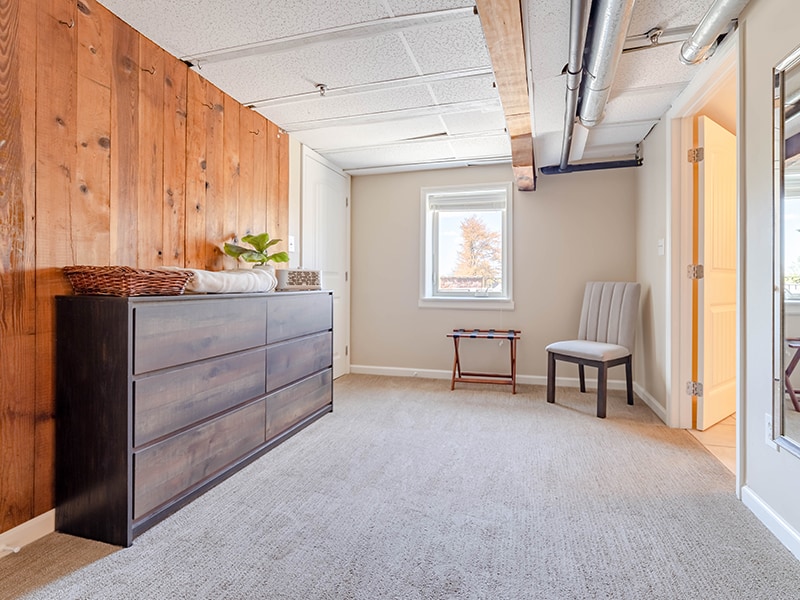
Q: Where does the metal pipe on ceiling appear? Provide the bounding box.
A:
[679,0,748,65]
[578,0,637,128]
[540,157,642,175]
[558,0,591,171]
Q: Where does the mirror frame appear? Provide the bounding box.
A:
[774,44,800,456]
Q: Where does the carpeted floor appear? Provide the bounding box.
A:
[3,374,800,599]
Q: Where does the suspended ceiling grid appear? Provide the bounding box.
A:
[98,0,725,176]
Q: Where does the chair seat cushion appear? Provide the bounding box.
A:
[546,339,630,362]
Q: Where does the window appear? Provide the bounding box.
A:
[420,182,513,309]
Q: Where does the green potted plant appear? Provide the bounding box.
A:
[223,233,289,272]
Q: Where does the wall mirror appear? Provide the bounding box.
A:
[775,43,800,455]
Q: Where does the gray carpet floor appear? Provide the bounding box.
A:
[3,374,800,599]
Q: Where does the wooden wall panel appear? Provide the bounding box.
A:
[276,127,290,250]
[252,112,269,235]
[185,70,207,269]
[110,15,138,266]
[162,56,187,266]
[35,0,77,516]
[137,36,164,268]
[1,3,290,534]
[0,0,37,532]
[265,120,281,243]
[75,0,111,265]
[222,93,239,270]
[238,107,256,238]
[203,84,225,271]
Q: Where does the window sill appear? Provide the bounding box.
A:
[418,297,515,311]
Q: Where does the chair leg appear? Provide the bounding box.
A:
[547,352,556,404]
[625,356,634,405]
[596,364,608,418]
[578,364,586,393]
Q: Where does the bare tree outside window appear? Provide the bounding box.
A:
[452,216,501,288]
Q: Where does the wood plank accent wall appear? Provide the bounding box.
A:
[0,0,289,534]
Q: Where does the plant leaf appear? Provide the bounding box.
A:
[266,251,290,263]
[241,232,270,253]
[239,250,267,263]
[223,243,250,259]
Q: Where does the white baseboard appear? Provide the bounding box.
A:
[633,382,668,423]
[0,510,55,559]
[349,365,630,391]
[742,486,800,560]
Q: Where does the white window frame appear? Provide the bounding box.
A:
[419,182,513,310]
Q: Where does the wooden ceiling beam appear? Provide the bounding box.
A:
[475,0,536,191]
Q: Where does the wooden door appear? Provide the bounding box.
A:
[695,115,737,430]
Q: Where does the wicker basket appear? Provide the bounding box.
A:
[63,265,194,297]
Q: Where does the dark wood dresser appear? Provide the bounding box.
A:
[55,291,333,547]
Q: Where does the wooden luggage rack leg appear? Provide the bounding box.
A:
[447,329,521,394]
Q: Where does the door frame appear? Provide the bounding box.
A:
[666,30,742,492]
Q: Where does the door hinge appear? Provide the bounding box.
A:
[686,381,704,397]
[346,197,349,207]
[687,147,704,163]
[687,264,704,280]
[345,345,349,356]
[345,271,348,282]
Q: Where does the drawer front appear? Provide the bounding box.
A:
[133,349,267,447]
[267,293,331,343]
[266,331,332,392]
[266,369,332,440]
[133,297,267,374]
[133,401,266,520]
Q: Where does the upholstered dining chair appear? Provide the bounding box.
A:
[546,281,641,418]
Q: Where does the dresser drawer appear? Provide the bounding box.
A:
[267,293,331,343]
[266,369,332,440]
[266,331,332,392]
[133,297,267,374]
[133,348,267,447]
[133,400,266,520]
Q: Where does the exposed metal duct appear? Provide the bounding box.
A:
[559,0,591,171]
[578,0,637,128]
[679,0,748,65]
[540,157,642,175]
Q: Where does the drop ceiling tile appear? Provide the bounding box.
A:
[386,0,474,15]
[428,75,498,105]
[629,0,715,35]
[614,43,698,90]
[603,86,683,124]
[198,33,420,105]
[261,85,437,127]
[532,76,567,136]
[98,0,391,57]
[441,109,507,135]
[401,18,490,73]
[449,135,511,160]
[289,117,448,151]
[525,0,570,81]
[329,140,457,170]
[587,121,656,146]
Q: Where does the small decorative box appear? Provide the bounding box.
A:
[276,269,322,291]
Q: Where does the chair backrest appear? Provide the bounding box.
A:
[578,282,641,351]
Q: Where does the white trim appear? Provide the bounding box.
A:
[417,298,515,310]
[634,382,669,424]
[0,510,55,559]
[742,486,800,560]
[349,364,634,391]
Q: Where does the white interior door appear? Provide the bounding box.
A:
[695,115,737,430]
[301,147,350,378]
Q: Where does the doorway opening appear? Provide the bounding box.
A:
[669,35,738,479]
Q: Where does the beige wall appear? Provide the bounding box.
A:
[635,120,669,411]
[740,0,800,537]
[350,163,637,382]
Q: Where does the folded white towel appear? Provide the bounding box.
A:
[161,267,277,294]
